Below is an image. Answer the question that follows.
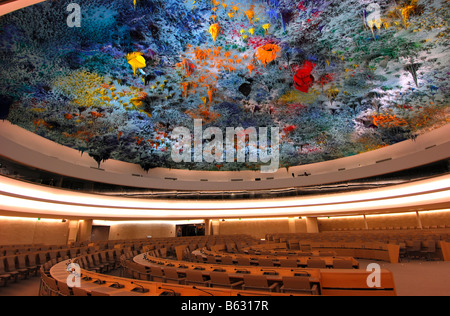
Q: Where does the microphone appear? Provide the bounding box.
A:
[192,286,214,296]
[109,282,125,289]
[93,279,106,285]
[130,281,149,293]
[261,269,278,275]
[158,287,180,296]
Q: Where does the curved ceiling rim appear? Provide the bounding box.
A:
[0,174,449,220]
[1,174,449,210]
[0,0,45,16]
[0,192,449,220]
[1,175,449,211]
[1,120,449,191]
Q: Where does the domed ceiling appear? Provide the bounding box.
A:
[0,0,448,173]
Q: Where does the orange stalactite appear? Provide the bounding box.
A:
[245,6,255,24]
[180,82,189,99]
[247,63,255,74]
[207,85,215,103]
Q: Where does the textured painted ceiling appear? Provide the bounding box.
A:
[0,0,448,173]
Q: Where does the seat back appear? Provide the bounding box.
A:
[221,256,234,265]
[237,257,251,266]
[0,257,7,274]
[150,266,164,277]
[186,269,204,283]
[206,255,217,264]
[258,258,274,267]
[164,267,179,279]
[4,256,17,272]
[209,271,231,285]
[279,259,297,267]
[332,259,353,269]
[282,276,311,290]
[307,259,326,268]
[243,274,268,287]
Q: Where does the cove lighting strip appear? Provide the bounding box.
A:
[0,174,449,219]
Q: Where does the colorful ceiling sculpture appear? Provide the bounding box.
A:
[0,0,448,172]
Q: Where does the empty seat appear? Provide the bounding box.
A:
[149,266,165,283]
[5,256,28,280]
[164,267,185,285]
[280,276,318,295]
[420,240,436,260]
[258,258,274,267]
[0,258,13,285]
[57,281,73,296]
[242,274,279,292]
[17,254,38,277]
[208,271,243,289]
[279,259,298,268]
[406,240,422,259]
[332,259,354,269]
[220,256,234,265]
[307,259,327,269]
[184,269,209,287]
[206,255,217,264]
[236,257,251,266]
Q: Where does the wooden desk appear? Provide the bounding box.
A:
[261,242,400,263]
[320,269,397,296]
[134,254,322,284]
[50,259,306,296]
[198,249,359,268]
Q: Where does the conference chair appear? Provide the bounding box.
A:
[5,256,28,280]
[69,248,79,258]
[184,269,210,287]
[57,281,73,296]
[307,259,327,269]
[279,259,298,268]
[84,255,102,273]
[164,267,186,285]
[98,251,113,272]
[280,276,319,295]
[106,250,119,270]
[149,266,165,283]
[91,253,108,273]
[208,271,244,289]
[420,240,436,261]
[242,274,279,293]
[258,258,274,267]
[220,256,234,265]
[0,258,13,285]
[17,254,38,277]
[40,273,61,296]
[406,240,422,259]
[206,255,217,264]
[332,259,354,269]
[300,244,312,252]
[237,257,251,266]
